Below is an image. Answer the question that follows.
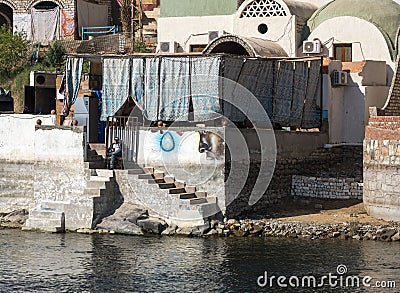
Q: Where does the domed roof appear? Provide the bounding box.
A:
[306,0,400,61]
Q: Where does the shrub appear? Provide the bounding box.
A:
[44,40,66,68]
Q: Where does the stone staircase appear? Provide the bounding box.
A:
[23,145,121,232]
[123,165,221,227]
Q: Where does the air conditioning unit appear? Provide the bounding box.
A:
[159,41,178,53]
[33,72,57,88]
[302,40,322,54]
[331,70,348,86]
[208,30,226,43]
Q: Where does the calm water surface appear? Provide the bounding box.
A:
[0,229,399,292]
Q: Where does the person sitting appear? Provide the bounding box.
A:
[107,137,122,170]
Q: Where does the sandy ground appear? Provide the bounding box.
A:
[267,198,392,225]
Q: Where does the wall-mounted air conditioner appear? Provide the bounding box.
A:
[331,70,348,86]
[302,40,322,54]
[208,30,226,43]
[159,41,178,53]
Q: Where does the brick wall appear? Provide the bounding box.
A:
[382,56,400,116]
[364,115,400,221]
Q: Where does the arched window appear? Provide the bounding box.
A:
[240,0,287,18]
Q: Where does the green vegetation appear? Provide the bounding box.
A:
[0,25,30,78]
[0,26,66,113]
[134,41,152,53]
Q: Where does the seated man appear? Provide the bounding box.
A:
[107,137,122,170]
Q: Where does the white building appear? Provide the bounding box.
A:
[157,0,400,144]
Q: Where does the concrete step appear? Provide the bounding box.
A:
[163,175,175,183]
[40,200,69,211]
[29,208,64,220]
[195,191,207,197]
[169,188,186,194]
[89,143,106,150]
[94,169,114,178]
[153,171,164,179]
[83,188,102,196]
[148,179,165,184]
[158,183,175,189]
[185,186,196,193]
[179,193,196,199]
[128,169,145,175]
[89,176,110,182]
[144,167,154,174]
[138,174,154,180]
[174,180,185,188]
[86,180,106,189]
[189,197,207,205]
[25,218,64,232]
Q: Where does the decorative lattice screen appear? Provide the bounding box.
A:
[240,0,287,17]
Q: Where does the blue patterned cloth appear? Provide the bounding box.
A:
[159,57,190,121]
[63,57,83,115]
[100,58,131,121]
[191,56,221,121]
[290,61,309,128]
[130,57,144,107]
[273,61,294,126]
[143,57,160,121]
[301,60,321,128]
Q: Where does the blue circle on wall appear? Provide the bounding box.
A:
[160,131,175,152]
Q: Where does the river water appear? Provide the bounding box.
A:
[0,229,399,292]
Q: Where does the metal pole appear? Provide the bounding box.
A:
[131,0,135,53]
[138,0,143,43]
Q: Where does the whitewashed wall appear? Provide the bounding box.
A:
[0,114,55,162]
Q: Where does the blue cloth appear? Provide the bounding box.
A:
[191,56,221,121]
[273,61,294,126]
[100,58,131,121]
[301,60,321,129]
[159,57,190,121]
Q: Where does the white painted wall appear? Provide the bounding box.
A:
[0,114,55,162]
[308,16,395,83]
[158,14,297,56]
[158,15,234,52]
[328,61,389,144]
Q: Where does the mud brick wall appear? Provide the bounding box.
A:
[364,116,400,221]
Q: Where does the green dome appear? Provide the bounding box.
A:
[306,0,400,61]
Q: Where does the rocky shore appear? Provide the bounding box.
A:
[3,206,400,242]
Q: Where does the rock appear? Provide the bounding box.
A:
[332,232,341,238]
[137,217,167,234]
[363,232,373,240]
[225,219,239,225]
[352,235,361,240]
[210,220,220,229]
[233,229,247,237]
[98,220,144,236]
[191,223,211,237]
[204,229,218,237]
[3,209,29,224]
[176,227,192,236]
[251,224,263,235]
[391,232,400,241]
[379,229,397,241]
[161,225,177,236]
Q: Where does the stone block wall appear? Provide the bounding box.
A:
[364,116,400,221]
[225,130,363,217]
[291,175,362,199]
